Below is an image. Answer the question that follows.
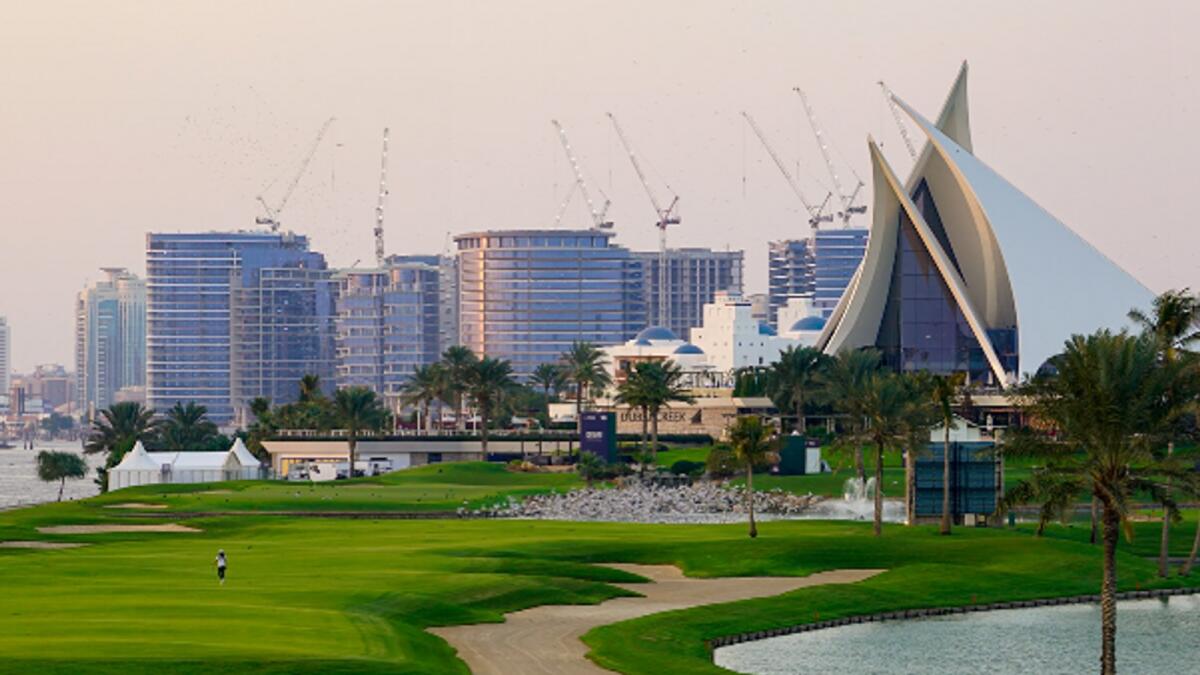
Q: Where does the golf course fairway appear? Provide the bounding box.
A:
[0,463,1195,674]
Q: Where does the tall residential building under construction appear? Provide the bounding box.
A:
[632,248,744,337]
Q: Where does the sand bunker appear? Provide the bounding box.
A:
[104,503,169,510]
[0,541,87,549]
[431,564,885,675]
[37,524,199,534]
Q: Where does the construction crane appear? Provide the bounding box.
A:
[550,120,612,229]
[741,111,833,229]
[606,112,680,328]
[878,81,919,162]
[373,127,389,267]
[256,116,336,232]
[794,89,867,226]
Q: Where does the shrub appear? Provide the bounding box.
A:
[705,445,738,479]
[669,460,706,477]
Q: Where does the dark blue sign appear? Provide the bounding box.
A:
[579,412,616,462]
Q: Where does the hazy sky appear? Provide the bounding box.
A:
[2,1,1197,372]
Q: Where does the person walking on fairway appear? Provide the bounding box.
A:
[215,549,227,584]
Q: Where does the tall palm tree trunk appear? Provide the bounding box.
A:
[1090,496,1099,545]
[873,441,884,537]
[480,408,489,454]
[1159,441,1173,577]
[1181,518,1200,576]
[746,464,757,538]
[940,425,952,535]
[650,410,660,470]
[576,382,585,436]
[58,477,65,502]
[795,396,805,435]
[639,407,649,477]
[855,420,866,483]
[904,446,915,525]
[1100,503,1119,675]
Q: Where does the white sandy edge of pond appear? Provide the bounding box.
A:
[430,564,885,675]
[37,524,200,534]
[0,541,88,549]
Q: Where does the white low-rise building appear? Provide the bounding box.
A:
[776,297,827,346]
[690,291,803,372]
[108,438,262,491]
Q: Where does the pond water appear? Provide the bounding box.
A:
[714,595,1200,675]
[0,441,102,509]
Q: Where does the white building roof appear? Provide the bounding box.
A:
[113,441,160,471]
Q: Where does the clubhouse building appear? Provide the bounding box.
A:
[817,63,1153,386]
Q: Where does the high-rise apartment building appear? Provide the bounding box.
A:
[767,230,868,323]
[0,317,10,408]
[455,229,645,378]
[633,248,743,336]
[146,231,333,425]
[75,268,146,418]
[388,254,459,356]
[811,228,868,316]
[333,262,442,406]
[768,239,814,325]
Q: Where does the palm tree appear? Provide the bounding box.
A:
[561,342,612,434]
[529,362,564,452]
[331,387,390,478]
[84,401,158,492]
[1128,289,1200,577]
[641,361,695,468]
[728,415,777,538]
[615,363,655,473]
[929,373,968,535]
[576,450,604,488]
[900,372,938,527]
[821,349,883,483]
[1004,330,1198,675]
[402,364,445,433]
[464,356,515,454]
[160,401,220,450]
[835,370,914,537]
[246,397,275,460]
[441,346,478,431]
[298,374,325,404]
[530,363,564,404]
[768,345,830,435]
[36,450,88,501]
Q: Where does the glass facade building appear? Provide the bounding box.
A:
[811,228,869,317]
[632,248,743,337]
[455,229,645,378]
[767,239,814,326]
[75,268,146,417]
[876,181,1016,384]
[146,231,332,425]
[333,263,442,405]
[768,231,868,324]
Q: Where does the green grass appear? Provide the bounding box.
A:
[79,462,582,514]
[0,462,1196,674]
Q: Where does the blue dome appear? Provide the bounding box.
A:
[789,316,827,331]
[633,338,652,346]
[673,343,704,355]
[757,322,777,336]
[635,325,679,341]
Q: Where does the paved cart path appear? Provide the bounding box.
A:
[430,564,885,675]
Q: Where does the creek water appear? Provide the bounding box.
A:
[714,595,1200,675]
[0,440,103,509]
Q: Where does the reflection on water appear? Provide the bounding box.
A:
[0,440,103,509]
[714,595,1200,675]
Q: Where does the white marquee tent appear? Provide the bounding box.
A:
[108,438,263,491]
